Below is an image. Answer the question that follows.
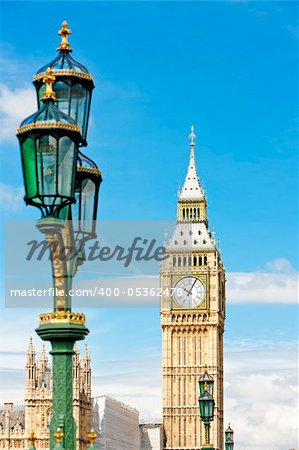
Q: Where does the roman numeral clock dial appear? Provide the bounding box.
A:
[174,276,205,309]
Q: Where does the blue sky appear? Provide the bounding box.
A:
[0,2,298,449]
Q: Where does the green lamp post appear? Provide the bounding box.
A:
[17,67,88,450]
[225,423,234,450]
[17,23,100,450]
[198,371,215,450]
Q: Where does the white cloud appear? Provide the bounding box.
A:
[227,271,298,304]
[264,258,297,274]
[0,82,36,142]
[227,259,298,304]
[0,182,24,212]
[224,340,298,450]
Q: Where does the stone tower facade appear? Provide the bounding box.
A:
[0,339,92,450]
[160,127,226,450]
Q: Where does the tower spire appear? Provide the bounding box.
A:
[82,342,90,362]
[26,337,35,363]
[178,125,204,202]
[39,344,48,364]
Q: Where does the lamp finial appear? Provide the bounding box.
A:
[41,68,57,102]
[88,429,97,444]
[28,431,36,445]
[58,20,72,51]
[54,427,64,443]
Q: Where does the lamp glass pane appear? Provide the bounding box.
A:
[207,398,214,418]
[22,137,38,199]
[199,398,214,422]
[70,83,87,137]
[58,136,75,198]
[37,135,57,201]
[80,178,95,233]
[54,81,71,116]
[73,178,96,236]
[226,444,234,450]
[199,400,206,420]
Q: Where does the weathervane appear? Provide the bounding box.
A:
[189,125,196,146]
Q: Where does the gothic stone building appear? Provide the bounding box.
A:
[0,339,92,450]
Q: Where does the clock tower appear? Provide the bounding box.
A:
[160,127,225,450]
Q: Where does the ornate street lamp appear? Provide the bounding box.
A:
[17,22,100,450]
[17,68,82,218]
[225,423,234,450]
[33,21,94,146]
[198,372,215,450]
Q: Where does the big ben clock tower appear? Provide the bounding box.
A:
[160,127,225,450]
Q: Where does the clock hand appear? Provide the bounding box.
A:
[187,279,197,296]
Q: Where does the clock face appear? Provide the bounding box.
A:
[174,276,205,308]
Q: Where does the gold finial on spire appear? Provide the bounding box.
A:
[87,429,97,444]
[54,427,64,443]
[58,21,72,51]
[41,68,57,101]
[28,432,37,445]
[189,125,196,146]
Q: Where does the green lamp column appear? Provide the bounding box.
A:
[36,312,88,450]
